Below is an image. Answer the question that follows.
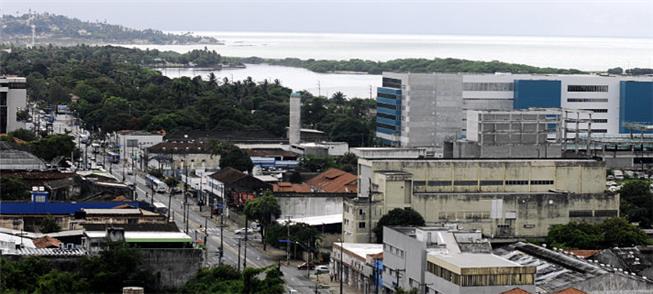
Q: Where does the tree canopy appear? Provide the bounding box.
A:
[547,217,650,249]
[211,141,254,173]
[182,265,284,294]
[620,180,653,228]
[374,208,425,242]
[0,176,31,200]
[244,192,282,250]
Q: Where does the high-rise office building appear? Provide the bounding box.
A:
[0,76,27,134]
[375,73,653,154]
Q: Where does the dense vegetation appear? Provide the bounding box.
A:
[0,244,156,293]
[244,192,282,251]
[0,46,375,146]
[619,180,653,228]
[1,13,220,45]
[182,265,284,294]
[235,56,585,75]
[546,217,649,249]
[1,130,77,162]
[374,208,425,242]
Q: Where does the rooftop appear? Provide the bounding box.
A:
[305,168,357,193]
[0,142,46,171]
[334,242,384,260]
[273,182,311,193]
[147,141,213,154]
[429,252,523,269]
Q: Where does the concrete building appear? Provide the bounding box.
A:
[448,109,565,159]
[330,242,384,293]
[0,76,27,134]
[350,147,427,159]
[114,130,163,167]
[146,141,219,176]
[289,91,301,145]
[344,158,616,243]
[376,73,653,153]
[382,226,536,293]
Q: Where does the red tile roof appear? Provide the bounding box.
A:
[305,168,357,193]
[273,182,311,193]
[568,249,600,259]
[33,236,62,249]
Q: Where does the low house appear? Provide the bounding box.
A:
[306,168,357,193]
[208,167,271,208]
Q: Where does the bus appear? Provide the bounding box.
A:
[145,174,168,193]
[153,202,168,216]
[106,151,120,164]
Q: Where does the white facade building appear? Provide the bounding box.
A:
[0,76,27,134]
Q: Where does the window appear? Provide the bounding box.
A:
[506,180,529,185]
[569,210,593,217]
[530,180,554,185]
[591,119,608,123]
[377,92,400,99]
[358,222,366,229]
[463,82,514,91]
[568,85,608,92]
[377,123,397,130]
[0,92,7,134]
[382,77,402,89]
[377,112,397,120]
[377,102,399,110]
[454,180,478,186]
[581,109,608,113]
[592,129,608,133]
[566,98,609,103]
[428,180,452,186]
[480,180,503,186]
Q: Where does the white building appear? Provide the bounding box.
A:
[376,73,653,152]
[114,130,163,166]
[0,76,27,134]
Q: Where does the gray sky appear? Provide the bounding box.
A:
[2,0,652,38]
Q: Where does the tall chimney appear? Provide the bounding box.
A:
[289,91,301,145]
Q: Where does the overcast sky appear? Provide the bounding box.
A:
[2,0,652,38]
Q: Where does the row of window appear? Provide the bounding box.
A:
[567,98,609,103]
[427,262,533,287]
[377,102,399,111]
[439,211,491,220]
[377,122,398,131]
[384,243,405,258]
[413,179,554,186]
[377,92,400,99]
[568,85,609,92]
[569,210,618,217]
[463,82,514,92]
[0,83,27,89]
[582,109,608,113]
[377,112,398,120]
[382,77,402,89]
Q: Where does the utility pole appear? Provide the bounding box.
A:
[184,158,189,234]
[394,269,406,291]
[219,196,224,265]
[204,216,208,263]
[286,216,292,265]
[237,238,242,272]
[339,240,344,294]
[243,214,248,270]
[167,188,173,221]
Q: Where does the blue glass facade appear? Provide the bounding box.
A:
[619,81,653,133]
[376,86,402,144]
[513,80,561,109]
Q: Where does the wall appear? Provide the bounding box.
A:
[424,271,536,294]
[275,194,346,218]
[2,79,27,133]
[382,227,427,291]
[139,248,203,290]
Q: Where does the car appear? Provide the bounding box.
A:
[297,262,315,270]
[234,227,259,235]
[314,265,329,274]
[171,187,182,194]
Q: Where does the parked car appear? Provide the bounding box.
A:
[297,262,315,270]
[314,265,329,274]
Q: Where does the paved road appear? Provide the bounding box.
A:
[105,161,326,293]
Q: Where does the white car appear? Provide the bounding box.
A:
[314,265,329,274]
[234,227,259,235]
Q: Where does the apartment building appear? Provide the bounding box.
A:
[376,73,653,153]
[0,76,27,134]
[343,158,617,243]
